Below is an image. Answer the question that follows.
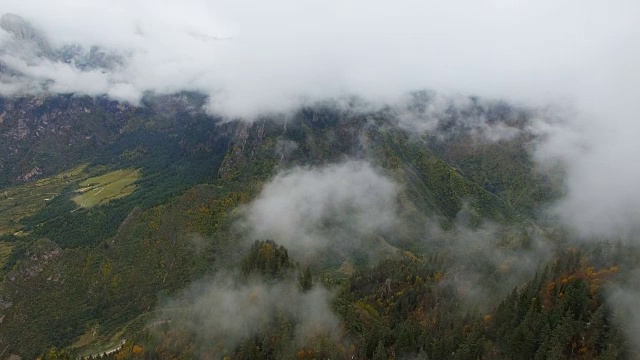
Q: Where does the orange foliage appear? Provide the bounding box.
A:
[132,345,143,356]
[296,348,316,359]
[432,272,444,283]
[542,265,619,309]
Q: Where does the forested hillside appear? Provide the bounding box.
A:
[0,94,637,360]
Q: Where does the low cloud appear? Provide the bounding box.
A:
[0,1,637,119]
[239,160,400,260]
[2,2,640,239]
[528,105,640,240]
[274,138,298,161]
[392,91,525,142]
[605,268,640,355]
[424,211,555,310]
[156,273,340,356]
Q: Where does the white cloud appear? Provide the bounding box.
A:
[240,160,399,259]
[0,1,635,114]
[0,0,639,238]
[158,274,340,355]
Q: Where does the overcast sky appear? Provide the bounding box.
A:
[1,0,637,113]
[1,0,640,238]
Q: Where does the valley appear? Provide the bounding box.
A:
[0,94,636,359]
[1,5,639,358]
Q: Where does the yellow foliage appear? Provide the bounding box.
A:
[296,348,316,359]
[258,242,275,260]
[546,281,555,291]
[433,272,444,283]
[132,345,143,356]
[101,261,112,277]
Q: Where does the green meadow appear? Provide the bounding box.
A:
[73,169,140,208]
[0,164,88,236]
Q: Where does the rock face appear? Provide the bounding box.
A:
[0,12,124,92]
[0,95,132,185]
[16,166,41,182]
[0,92,233,187]
[60,44,124,71]
[1,13,40,41]
[7,239,62,283]
[0,13,52,57]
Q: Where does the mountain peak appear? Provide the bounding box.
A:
[0,13,52,55]
[1,13,34,40]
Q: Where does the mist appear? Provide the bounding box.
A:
[154,273,340,356]
[3,2,640,356]
[607,273,640,355]
[239,160,400,261]
[1,0,639,239]
[0,0,635,111]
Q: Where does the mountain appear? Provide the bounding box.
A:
[0,13,123,99]
[0,13,635,360]
[0,89,635,359]
[0,13,52,56]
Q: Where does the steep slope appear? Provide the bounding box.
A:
[0,94,592,358]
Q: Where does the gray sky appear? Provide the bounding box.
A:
[1,0,637,113]
[2,0,640,238]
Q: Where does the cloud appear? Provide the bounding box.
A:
[603,267,640,356]
[0,1,636,113]
[156,273,340,355]
[0,1,639,237]
[391,91,524,142]
[529,104,640,240]
[423,208,555,310]
[3,1,640,352]
[239,160,399,260]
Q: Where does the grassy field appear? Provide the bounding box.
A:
[73,169,140,208]
[0,242,15,270]
[0,164,89,236]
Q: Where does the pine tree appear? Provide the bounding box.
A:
[373,340,387,360]
[299,266,313,292]
[41,347,73,360]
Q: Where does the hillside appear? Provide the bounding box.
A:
[0,93,636,360]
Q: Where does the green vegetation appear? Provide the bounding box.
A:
[106,242,632,360]
[0,241,15,270]
[242,240,294,279]
[73,168,140,208]
[0,164,88,236]
[429,136,562,217]
[0,97,634,359]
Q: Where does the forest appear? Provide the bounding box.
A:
[0,95,637,360]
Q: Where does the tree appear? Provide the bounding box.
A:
[40,347,72,360]
[373,340,388,360]
[241,240,293,279]
[299,266,313,292]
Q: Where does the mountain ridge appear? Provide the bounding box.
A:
[0,91,634,359]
